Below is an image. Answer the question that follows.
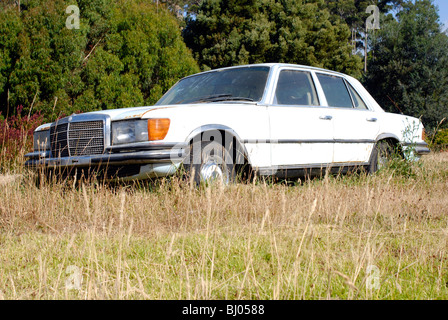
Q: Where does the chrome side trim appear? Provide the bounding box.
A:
[243,139,376,144]
[257,162,370,176]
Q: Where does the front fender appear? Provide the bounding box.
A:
[184,124,250,166]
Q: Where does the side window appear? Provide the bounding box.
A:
[316,74,353,108]
[274,70,319,106]
[346,81,368,110]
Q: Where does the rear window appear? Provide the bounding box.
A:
[317,74,353,108]
[346,81,368,110]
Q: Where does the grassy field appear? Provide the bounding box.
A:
[0,152,448,300]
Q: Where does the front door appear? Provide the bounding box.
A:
[268,69,334,169]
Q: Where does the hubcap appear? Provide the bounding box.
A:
[377,154,388,170]
[376,143,391,170]
[199,160,229,185]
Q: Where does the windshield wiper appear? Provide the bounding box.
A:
[209,96,255,102]
[190,94,254,103]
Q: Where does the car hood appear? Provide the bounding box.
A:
[83,105,173,121]
[35,105,175,131]
[35,101,261,131]
[67,103,242,121]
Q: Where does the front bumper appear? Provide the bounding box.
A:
[405,142,431,156]
[24,145,186,180]
[401,142,431,161]
[414,145,431,156]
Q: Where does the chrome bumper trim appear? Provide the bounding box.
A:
[24,148,185,168]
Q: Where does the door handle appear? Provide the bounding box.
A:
[319,115,333,120]
[366,117,378,122]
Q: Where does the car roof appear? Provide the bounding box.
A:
[183,63,349,79]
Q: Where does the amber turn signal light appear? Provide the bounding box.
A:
[148,118,170,141]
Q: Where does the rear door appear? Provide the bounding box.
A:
[315,73,379,164]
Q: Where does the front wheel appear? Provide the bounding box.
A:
[185,140,236,186]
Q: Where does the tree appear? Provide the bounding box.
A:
[159,0,201,19]
[363,0,448,129]
[323,0,404,60]
[324,0,403,26]
[0,0,199,121]
[183,0,363,78]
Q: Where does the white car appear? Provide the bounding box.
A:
[25,63,430,183]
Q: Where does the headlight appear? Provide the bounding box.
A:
[112,120,148,145]
[111,119,171,145]
[33,130,50,151]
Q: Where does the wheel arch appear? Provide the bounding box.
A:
[185,124,252,169]
[375,133,404,157]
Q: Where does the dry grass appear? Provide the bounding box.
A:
[0,152,447,299]
[0,174,21,186]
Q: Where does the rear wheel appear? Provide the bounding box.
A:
[368,140,395,173]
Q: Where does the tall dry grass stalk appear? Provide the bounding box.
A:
[0,152,447,299]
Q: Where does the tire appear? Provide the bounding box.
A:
[368,140,394,173]
[185,140,236,186]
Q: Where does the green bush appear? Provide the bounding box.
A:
[431,128,448,150]
[0,0,199,122]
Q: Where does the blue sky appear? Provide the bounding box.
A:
[433,0,448,30]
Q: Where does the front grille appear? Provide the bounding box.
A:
[50,123,69,157]
[69,121,104,156]
[50,120,105,157]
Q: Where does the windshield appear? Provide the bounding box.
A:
[156,66,270,105]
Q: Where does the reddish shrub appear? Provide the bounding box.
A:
[0,105,44,169]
